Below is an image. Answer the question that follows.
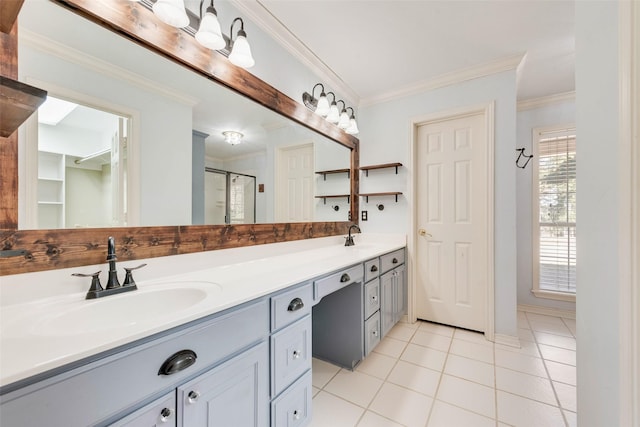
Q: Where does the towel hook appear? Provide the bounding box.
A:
[516,148,533,169]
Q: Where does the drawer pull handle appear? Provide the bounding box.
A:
[159,408,173,423]
[187,390,200,404]
[340,273,351,283]
[372,295,378,301]
[372,330,378,337]
[158,349,197,376]
[288,297,304,312]
[293,410,300,420]
[370,265,378,272]
[392,258,399,264]
[292,350,301,359]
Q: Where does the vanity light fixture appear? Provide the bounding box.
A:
[345,107,359,135]
[223,130,243,145]
[228,18,255,69]
[325,92,340,124]
[302,83,330,117]
[195,1,225,50]
[337,100,350,130]
[152,0,189,28]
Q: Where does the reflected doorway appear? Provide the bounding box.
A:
[204,168,256,224]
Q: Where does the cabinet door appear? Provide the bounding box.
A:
[364,311,381,355]
[110,392,176,427]
[380,270,395,337]
[394,264,407,322]
[363,279,380,320]
[177,342,269,427]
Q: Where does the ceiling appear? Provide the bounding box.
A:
[238,0,575,106]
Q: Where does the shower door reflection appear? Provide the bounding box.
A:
[204,168,256,225]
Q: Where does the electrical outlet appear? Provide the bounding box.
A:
[361,210,368,221]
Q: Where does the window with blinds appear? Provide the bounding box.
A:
[533,127,576,296]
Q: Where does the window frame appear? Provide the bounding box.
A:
[531,125,577,302]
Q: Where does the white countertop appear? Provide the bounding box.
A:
[0,233,405,388]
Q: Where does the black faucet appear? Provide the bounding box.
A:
[72,236,146,299]
[345,224,361,246]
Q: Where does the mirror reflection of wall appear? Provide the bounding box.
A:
[31,96,129,229]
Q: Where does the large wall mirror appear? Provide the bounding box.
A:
[0,0,359,275]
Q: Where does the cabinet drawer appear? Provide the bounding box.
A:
[364,258,380,282]
[364,312,381,356]
[363,279,380,320]
[380,249,405,273]
[271,316,312,397]
[313,264,363,303]
[271,282,312,332]
[110,392,176,427]
[271,371,312,427]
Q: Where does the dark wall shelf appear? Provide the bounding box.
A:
[359,192,403,203]
[315,168,350,180]
[0,76,47,138]
[315,194,351,204]
[359,162,402,176]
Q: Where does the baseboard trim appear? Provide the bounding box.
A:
[494,333,521,348]
[518,304,576,319]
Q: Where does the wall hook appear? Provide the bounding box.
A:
[376,204,385,211]
[331,205,340,211]
[516,148,533,169]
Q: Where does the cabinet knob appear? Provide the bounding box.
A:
[370,265,378,272]
[287,297,304,312]
[187,390,200,404]
[293,410,300,420]
[159,408,173,423]
[392,258,398,264]
[372,330,378,337]
[292,350,301,359]
[340,273,351,283]
[372,295,378,301]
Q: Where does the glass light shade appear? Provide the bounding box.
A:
[229,34,255,68]
[153,0,189,28]
[223,131,243,145]
[338,110,350,129]
[346,118,359,135]
[326,103,340,123]
[195,9,225,50]
[315,94,330,116]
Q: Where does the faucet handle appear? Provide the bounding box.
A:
[123,263,147,287]
[72,271,103,293]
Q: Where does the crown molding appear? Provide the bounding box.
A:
[517,91,576,111]
[359,54,526,108]
[19,29,199,107]
[230,0,360,106]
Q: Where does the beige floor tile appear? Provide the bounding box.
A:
[356,411,403,427]
[387,323,418,342]
[517,311,530,329]
[387,360,441,397]
[417,321,455,337]
[410,330,452,352]
[444,353,494,387]
[525,313,565,325]
[313,358,341,388]
[453,328,492,346]
[427,400,495,427]
[554,381,577,412]
[449,338,494,364]
[562,318,577,336]
[311,391,365,427]
[356,352,397,380]
[495,366,556,405]
[495,348,547,378]
[564,410,577,427]
[497,391,565,427]
[373,336,408,359]
[495,339,541,358]
[545,359,576,386]
[538,344,576,366]
[528,320,573,337]
[518,327,536,342]
[534,331,577,350]
[324,369,384,408]
[369,383,433,427]
[398,320,421,330]
[436,374,495,419]
[313,386,321,397]
[400,343,448,372]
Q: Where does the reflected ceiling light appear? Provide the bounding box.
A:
[337,100,350,130]
[195,0,225,50]
[325,92,340,124]
[302,83,330,117]
[345,107,359,135]
[152,0,189,28]
[223,130,243,145]
[228,18,255,69]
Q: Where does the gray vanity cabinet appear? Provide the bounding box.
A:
[363,258,382,355]
[378,248,407,338]
[111,392,176,426]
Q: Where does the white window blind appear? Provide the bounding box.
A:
[535,129,576,294]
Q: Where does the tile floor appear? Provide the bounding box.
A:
[310,311,576,427]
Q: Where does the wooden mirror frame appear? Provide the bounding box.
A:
[0,0,359,276]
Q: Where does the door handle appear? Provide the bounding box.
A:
[418,228,432,238]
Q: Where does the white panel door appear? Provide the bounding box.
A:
[416,112,487,331]
[276,144,314,222]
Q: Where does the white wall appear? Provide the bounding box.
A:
[358,70,519,337]
[575,1,623,425]
[516,100,577,311]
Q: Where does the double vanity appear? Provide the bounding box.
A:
[0,234,406,426]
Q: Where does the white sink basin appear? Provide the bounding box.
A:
[30,282,222,337]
